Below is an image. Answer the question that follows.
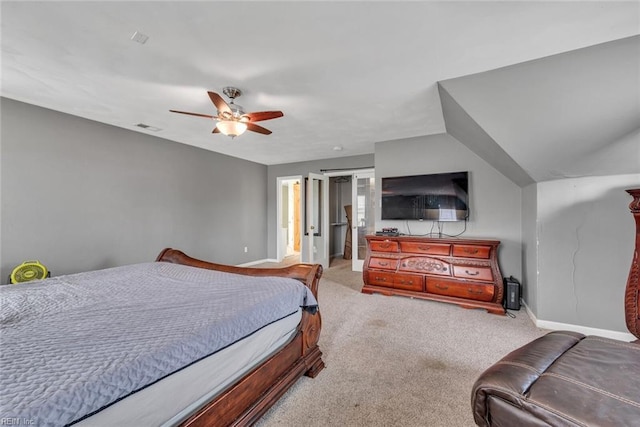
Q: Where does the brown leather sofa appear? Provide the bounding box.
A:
[471,189,640,427]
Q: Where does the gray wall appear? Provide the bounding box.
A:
[521,183,538,316]
[535,175,639,332]
[1,98,268,281]
[437,36,640,183]
[267,155,375,260]
[375,134,523,280]
[438,82,533,187]
[5,97,636,335]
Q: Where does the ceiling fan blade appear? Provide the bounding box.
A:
[244,111,284,122]
[169,110,214,119]
[208,91,231,114]
[246,122,272,135]
[212,127,220,134]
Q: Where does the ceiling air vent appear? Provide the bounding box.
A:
[135,123,161,132]
[130,31,149,44]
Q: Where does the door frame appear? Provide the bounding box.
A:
[324,169,375,271]
[303,172,330,268]
[276,169,375,267]
[350,170,376,271]
[276,175,302,262]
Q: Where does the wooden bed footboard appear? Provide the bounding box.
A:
[156,248,325,426]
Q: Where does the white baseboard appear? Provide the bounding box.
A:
[522,300,636,342]
[236,258,275,267]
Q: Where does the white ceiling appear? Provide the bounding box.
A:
[2,1,639,180]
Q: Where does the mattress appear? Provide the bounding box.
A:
[0,262,317,426]
[76,309,301,426]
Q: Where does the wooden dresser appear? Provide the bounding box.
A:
[362,235,505,314]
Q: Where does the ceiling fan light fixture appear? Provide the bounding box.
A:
[216,120,247,137]
[170,88,282,137]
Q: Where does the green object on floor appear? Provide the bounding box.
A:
[10,261,49,284]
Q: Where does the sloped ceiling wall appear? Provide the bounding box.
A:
[439,35,640,183]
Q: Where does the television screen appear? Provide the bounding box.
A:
[381,172,469,221]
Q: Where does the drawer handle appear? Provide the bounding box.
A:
[375,276,387,281]
[399,280,413,284]
[377,261,389,266]
[468,288,484,294]
[379,243,392,249]
[418,245,431,250]
[463,248,479,254]
[465,270,480,276]
[435,284,449,290]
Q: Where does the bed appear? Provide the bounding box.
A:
[0,248,325,426]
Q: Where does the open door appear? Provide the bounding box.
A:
[300,173,329,268]
[351,171,376,271]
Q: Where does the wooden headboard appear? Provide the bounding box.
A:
[626,188,640,340]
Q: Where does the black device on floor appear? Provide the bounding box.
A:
[503,276,521,310]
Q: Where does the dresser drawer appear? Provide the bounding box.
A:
[399,241,450,256]
[399,257,450,276]
[426,278,495,302]
[368,257,399,270]
[452,265,493,282]
[367,271,395,288]
[393,274,424,292]
[369,240,399,252]
[452,244,491,259]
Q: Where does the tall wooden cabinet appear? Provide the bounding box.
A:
[362,235,505,314]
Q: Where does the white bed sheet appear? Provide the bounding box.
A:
[75,309,302,427]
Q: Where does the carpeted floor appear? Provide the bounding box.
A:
[321,257,366,292]
[254,258,547,426]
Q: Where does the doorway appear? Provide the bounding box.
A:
[276,177,301,263]
[276,173,330,268]
[276,169,375,271]
[326,169,375,271]
[329,175,352,266]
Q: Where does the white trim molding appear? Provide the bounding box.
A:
[236,258,277,267]
[522,300,637,342]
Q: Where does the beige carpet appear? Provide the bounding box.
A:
[321,257,366,292]
[254,259,547,427]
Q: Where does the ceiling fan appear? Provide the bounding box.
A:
[170,87,283,137]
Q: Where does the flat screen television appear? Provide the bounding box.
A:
[381,171,469,221]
